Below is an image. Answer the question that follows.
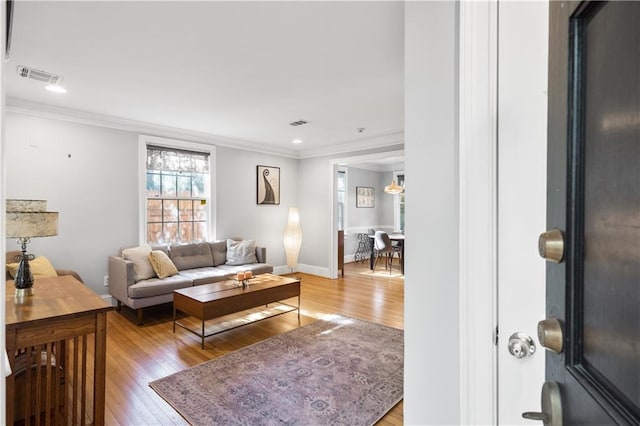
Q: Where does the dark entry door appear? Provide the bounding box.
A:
[544,1,640,424]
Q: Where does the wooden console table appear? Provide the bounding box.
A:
[5,275,112,425]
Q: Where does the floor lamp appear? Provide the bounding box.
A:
[283,207,302,274]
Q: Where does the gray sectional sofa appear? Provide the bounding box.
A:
[108,239,273,323]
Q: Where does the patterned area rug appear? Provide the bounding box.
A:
[150,315,403,425]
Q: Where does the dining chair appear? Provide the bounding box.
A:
[374,231,401,273]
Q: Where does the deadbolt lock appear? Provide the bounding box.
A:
[537,318,564,354]
[538,229,565,263]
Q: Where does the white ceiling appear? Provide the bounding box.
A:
[5,1,404,159]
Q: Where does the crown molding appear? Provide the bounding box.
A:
[5,98,299,158]
[296,131,405,159]
[6,98,404,159]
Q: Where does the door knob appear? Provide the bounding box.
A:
[523,381,563,426]
[537,318,564,353]
[508,332,536,358]
[538,229,565,263]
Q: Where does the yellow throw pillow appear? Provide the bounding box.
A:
[148,250,178,279]
[6,256,58,279]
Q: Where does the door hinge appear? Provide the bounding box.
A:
[494,325,499,346]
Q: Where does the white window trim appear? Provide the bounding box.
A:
[138,135,217,245]
[393,170,405,231]
[337,168,347,232]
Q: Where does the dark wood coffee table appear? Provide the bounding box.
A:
[173,273,301,348]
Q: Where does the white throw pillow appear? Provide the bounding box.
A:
[122,244,156,281]
[225,239,258,266]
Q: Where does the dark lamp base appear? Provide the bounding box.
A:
[14,247,35,292]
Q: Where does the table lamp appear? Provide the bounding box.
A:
[6,199,59,297]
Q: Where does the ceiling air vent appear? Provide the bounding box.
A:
[289,120,309,127]
[16,65,61,84]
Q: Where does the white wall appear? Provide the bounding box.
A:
[5,113,139,295]
[342,166,396,259]
[347,167,395,230]
[4,112,404,294]
[215,145,298,268]
[347,167,381,229]
[296,145,404,276]
[4,113,302,294]
[378,171,395,228]
[405,1,460,424]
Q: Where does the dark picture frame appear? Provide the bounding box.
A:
[257,165,280,205]
[356,186,375,208]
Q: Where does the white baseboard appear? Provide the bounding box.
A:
[100,294,116,306]
[343,254,372,264]
[298,263,330,278]
[274,264,330,278]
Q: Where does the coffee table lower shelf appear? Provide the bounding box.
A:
[172,275,301,349]
[173,301,300,348]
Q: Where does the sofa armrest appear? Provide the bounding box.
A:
[256,247,267,264]
[55,268,84,284]
[108,256,135,304]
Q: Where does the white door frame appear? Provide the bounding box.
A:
[459,1,548,423]
[458,1,499,423]
[1,0,8,420]
[327,150,405,279]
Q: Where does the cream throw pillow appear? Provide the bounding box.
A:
[122,244,156,281]
[6,256,58,279]
[148,250,178,279]
[225,239,258,266]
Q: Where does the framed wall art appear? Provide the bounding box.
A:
[356,186,375,208]
[257,165,280,205]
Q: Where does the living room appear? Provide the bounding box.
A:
[2,1,545,424]
[2,1,418,424]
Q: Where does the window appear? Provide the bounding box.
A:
[337,170,346,231]
[142,139,213,245]
[394,172,405,231]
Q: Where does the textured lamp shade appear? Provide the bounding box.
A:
[384,180,403,194]
[5,200,59,298]
[6,211,58,238]
[283,207,302,270]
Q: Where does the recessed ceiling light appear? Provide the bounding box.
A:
[292,139,303,144]
[45,84,67,94]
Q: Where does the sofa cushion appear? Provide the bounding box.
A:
[225,239,258,266]
[7,256,58,279]
[210,240,227,266]
[122,244,156,281]
[150,244,170,255]
[148,250,178,279]
[178,267,234,286]
[128,274,193,299]
[215,263,274,276]
[170,243,214,270]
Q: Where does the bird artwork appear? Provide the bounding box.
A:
[257,166,280,205]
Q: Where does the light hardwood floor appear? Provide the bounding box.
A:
[104,260,404,425]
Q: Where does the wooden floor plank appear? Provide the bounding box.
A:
[104,261,404,424]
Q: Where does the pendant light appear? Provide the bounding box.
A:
[385,162,404,194]
[384,179,403,194]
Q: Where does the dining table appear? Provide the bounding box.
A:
[369,233,405,274]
